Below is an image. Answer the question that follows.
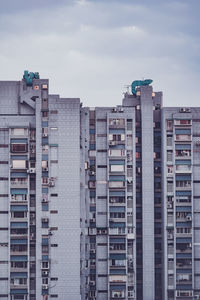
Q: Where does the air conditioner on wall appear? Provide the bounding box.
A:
[42,284,48,290]
[42,218,48,222]
[42,199,48,203]
[128,291,134,297]
[42,271,48,276]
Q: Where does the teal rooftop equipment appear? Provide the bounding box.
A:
[131,79,153,95]
[23,70,40,86]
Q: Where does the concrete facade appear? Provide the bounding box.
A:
[1,72,199,300]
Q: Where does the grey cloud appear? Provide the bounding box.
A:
[0,0,199,107]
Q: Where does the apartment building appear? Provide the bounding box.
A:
[0,72,81,300]
[1,71,199,300]
[80,84,163,300]
[162,107,200,300]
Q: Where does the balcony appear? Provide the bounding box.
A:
[168,261,174,270]
[176,165,191,173]
[109,275,127,283]
[10,284,28,289]
[10,251,28,257]
[10,217,28,222]
[108,149,126,157]
[175,135,191,142]
[109,140,125,146]
[175,151,191,158]
[109,228,126,235]
[10,267,27,273]
[109,182,125,189]
[10,236,28,242]
[10,180,28,189]
[110,218,126,223]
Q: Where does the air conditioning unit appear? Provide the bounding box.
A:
[42,198,48,203]
[109,141,116,145]
[90,249,96,253]
[49,181,55,187]
[167,203,172,209]
[42,271,49,276]
[90,171,96,176]
[42,133,48,137]
[42,218,48,222]
[112,108,117,112]
[118,108,124,112]
[90,281,95,286]
[29,168,36,173]
[43,167,48,171]
[168,234,173,239]
[42,284,48,290]
[128,291,134,297]
[187,216,192,221]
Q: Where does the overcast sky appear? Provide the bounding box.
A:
[0,0,199,107]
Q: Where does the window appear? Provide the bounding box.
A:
[11,261,27,268]
[109,118,125,126]
[176,135,191,141]
[127,134,133,146]
[12,160,26,169]
[42,99,48,109]
[167,120,173,131]
[167,136,172,146]
[11,144,27,153]
[42,111,48,118]
[109,134,125,142]
[108,149,126,157]
[11,211,27,218]
[167,181,173,193]
[174,119,191,125]
[42,84,48,89]
[42,219,49,228]
[11,128,27,136]
[41,261,49,269]
[42,203,49,211]
[127,119,132,131]
[168,166,173,174]
[10,277,27,285]
[110,165,124,172]
[167,151,173,162]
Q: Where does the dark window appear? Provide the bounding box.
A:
[11,143,27,153]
